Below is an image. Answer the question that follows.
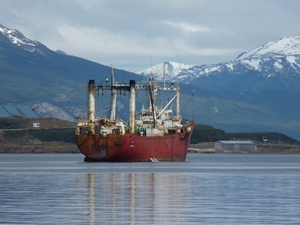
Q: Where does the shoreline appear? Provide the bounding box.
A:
[1,142,300,154]
[188,142,300,154]
[187,148,300,154]
[1,147,300,154]
[0,143,79,154]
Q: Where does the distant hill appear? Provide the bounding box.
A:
[228,131,300,144]
[137,36,300,140]
[137,36,300,94]
[0,24,142,118]
[190,124,299,145]
[1,24,300,140]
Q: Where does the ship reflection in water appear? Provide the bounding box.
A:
[77,173,192,224]
[1,154,300,224]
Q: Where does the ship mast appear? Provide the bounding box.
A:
[176,83,180,119]
[110,64,117,120]
[163,63,166,89]
[149,76,156,128]
[129,80,136,133]
[88,80,95,134]
[158,64,181,120]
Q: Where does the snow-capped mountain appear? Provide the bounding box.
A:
[1,23,300,140]
[0,24,47,53]
[136,61,196,81]
[236,36,300,60]
[0,24,68,57]
[0,24,141,121]
[137,36,300,93]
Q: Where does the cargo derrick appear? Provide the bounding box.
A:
[76,67,195,162]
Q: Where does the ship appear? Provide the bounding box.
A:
[76,66,195,162]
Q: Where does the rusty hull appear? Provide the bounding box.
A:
[76,124,194,162]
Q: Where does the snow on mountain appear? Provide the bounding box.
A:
[0,24,46,53]
[231,36,300,74]
[136,36,300,87]
[135,61,195,82]
[236,36,300,60]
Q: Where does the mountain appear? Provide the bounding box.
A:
[137,36,300,94]
[0,24,141,119]
[0,24,43,52]
[137,36,300,140]
[136,61,196,82]
[1,24,300,140]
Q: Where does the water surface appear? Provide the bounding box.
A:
[0,154,299,224]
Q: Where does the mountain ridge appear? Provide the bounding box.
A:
[1,24,300,140]
[137,36,300,94]
[0,23,141,120]
[236,36,300,60]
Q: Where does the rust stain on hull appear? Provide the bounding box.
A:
[76,124,194,162]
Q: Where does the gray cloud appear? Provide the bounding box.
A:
[1,0,300,71]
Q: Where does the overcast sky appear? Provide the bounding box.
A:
[1,0,300,72]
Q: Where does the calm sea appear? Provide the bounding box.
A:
[0,153,300,225]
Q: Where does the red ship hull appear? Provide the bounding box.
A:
[76,123,194,162]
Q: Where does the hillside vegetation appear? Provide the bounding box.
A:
[191,124,299,144]
[1,118,299,153]
[0,118,77,153]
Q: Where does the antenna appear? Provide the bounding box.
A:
[177,62,180,85]
[163,63,166,88]
[180,90,195,115]
[111,63,114,86]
